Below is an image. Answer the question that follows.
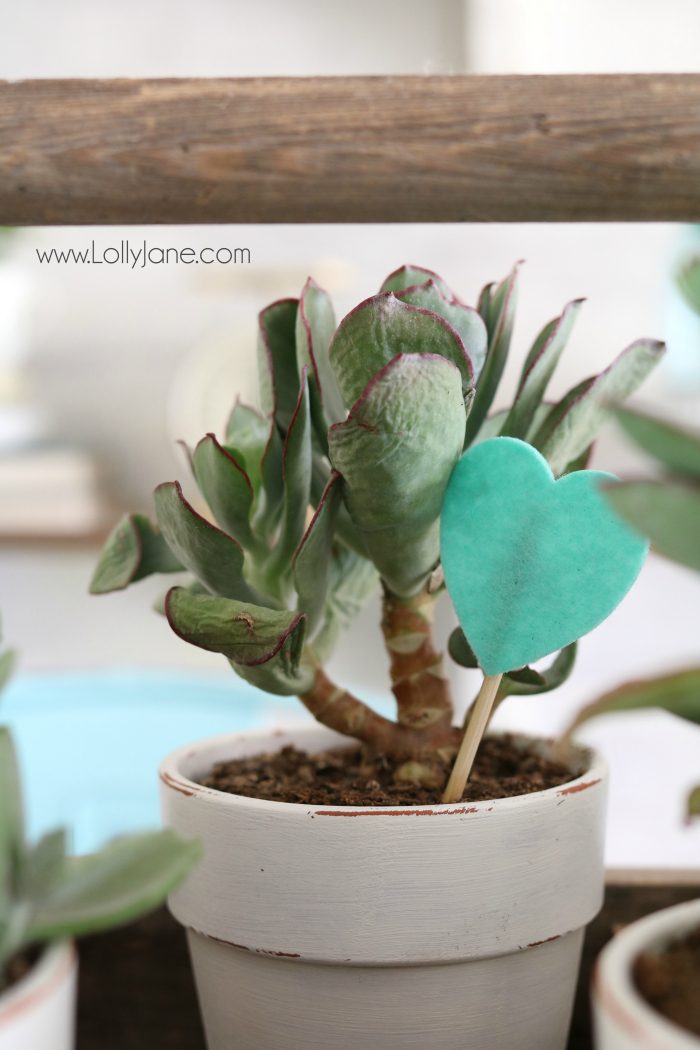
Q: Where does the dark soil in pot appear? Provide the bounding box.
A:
[199,733,573,805]
[0,946,40,996]
[633,923,700,1038]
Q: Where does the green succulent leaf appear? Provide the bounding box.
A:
[329,293,474,408]
[165,586,306,670]
[380,264,456,299]
[613,406,700,480]
[293,473,342,636]
[90,514,183,595]
[566,667,700,736]
[464,263,521,444]
[154,482,262,603]
[533,339,666,475]
[603,479,700,572]
[688,784,700,821]
[23,830,201,948]
[329,353,465,597]
[501,299,584,439]
[268,374,312,573]
[296,277,345,438]
[20,829,67,903]
[0,729,24,907]
[193,434,257,550]
[677,256,700,316]
[395,280,487,379]
[257,298,300,430]
[0,647,16,693]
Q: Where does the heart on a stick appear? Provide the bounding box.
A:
[440,437,649,676]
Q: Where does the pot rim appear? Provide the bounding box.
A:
[594,897,700,1049]
[160,723,606,815]
[0,941,75,1028]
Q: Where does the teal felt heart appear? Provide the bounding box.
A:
[440,437,649,676]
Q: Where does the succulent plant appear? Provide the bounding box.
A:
[92,263,664,787]
[0,634,200,991]
[566,406,700,819]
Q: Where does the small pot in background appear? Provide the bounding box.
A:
[0,941,76,1050]
[594,897,700,1050]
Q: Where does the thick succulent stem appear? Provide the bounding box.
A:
[299,666,460,773]
[380,587,454,732]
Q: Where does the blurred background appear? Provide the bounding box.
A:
[0,0,698,864]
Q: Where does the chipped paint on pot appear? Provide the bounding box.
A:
[161,725,608,1050]
[0,942,76,1050]
[594,898,700,1049]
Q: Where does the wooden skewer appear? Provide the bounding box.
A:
[441,673,503,804]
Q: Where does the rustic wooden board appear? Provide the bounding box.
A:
[3,75,700,225]
[75,877,699,1050]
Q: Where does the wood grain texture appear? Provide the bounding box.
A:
[2,75,700,225]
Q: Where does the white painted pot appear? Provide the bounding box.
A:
[161,725,608,1050]
[0,941,76,1050]
[594,897,700,1049]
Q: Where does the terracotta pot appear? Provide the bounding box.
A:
[594,897,700,1049]
[0,941,76,1050]
[160,725,607,1050]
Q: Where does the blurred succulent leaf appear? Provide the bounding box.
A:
[293,473,342,636]
[0,729,24,904]
[447,627,479,668]
[154,482,262,603]
[268,374,312,572]
[296,278,345,439]
[329,293,474,408]
[677,256,700,316]
[566,667,700,737]
[329,353,465,597]
[90,514,183,595]
[533,339,666,475]
[464,263,520,444]
[380,264,456,299]
[193,434,257,550]
[688,785,700,821]
[20,830,67,903]
[395,280,487,379]
[612,406,700,480]
[312,547,379,663]
[24,830,201,948]
[501,299,584,439]
[603,479,700,572]
[0,647,16,693]
[257,298,300,430]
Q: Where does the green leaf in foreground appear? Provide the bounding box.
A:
[23,830,201,948]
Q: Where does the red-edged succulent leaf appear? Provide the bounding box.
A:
[296,278,345,440]
[267,372,312,573]
[566,667,700,736]
[329,292,474,409]
[532,339,666,475]
[380,264,457,300]
[90,514,183,595]
[192,434,257,551]
[464,263,521,444]
[165,587,311,695]
[154,482,262,603]
[257,298,300,430]
[501,299,584,439]
[293,472,342,637]
[395,280,487,380]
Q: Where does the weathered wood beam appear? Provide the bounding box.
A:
[1,75,699,225]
